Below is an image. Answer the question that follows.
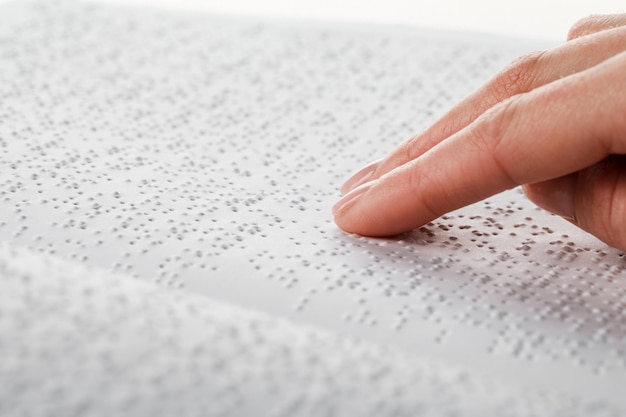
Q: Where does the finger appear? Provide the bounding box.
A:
[574,156,626,250]
[341,25,626,195]
[522,174,577,220]
[334,51,626,236]
[568,14,626,40]
[524,157,626,251]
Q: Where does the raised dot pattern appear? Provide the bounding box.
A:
[0,1,625,414]
[0,242,619,417]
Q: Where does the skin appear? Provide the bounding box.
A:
[333,14,626,251]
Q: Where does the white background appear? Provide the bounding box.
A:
[88,0,625,41]
[0,0,623,40]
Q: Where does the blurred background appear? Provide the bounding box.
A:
[0,0,623,40]
[81,0,625,41]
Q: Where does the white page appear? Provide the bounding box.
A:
[3,241,615,416]
[0,1,625,414]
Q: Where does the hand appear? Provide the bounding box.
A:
[333,14,626,251]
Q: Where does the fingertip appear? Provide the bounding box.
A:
[333,179,396,237]
[333,171,425,237]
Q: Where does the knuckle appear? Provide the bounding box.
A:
[469,99,520,186]
[488,51,544,101]
[567,15,602,40]
[405,162,445,220]
[396,133,429,166]
[399,139,416,166]
[470,99,514,151]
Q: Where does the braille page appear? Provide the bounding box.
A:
[1,242,618,416]
[0,1,624,415]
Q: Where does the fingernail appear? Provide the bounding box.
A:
[340,158,383,195]
[333,181,374,216]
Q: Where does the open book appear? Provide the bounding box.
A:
[1,1,624,415]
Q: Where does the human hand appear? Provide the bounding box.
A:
[333,14,626,251]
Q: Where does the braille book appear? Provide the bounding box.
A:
[0,1,624,415]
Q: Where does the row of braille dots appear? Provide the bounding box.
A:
[486,323,626,373]
[245,224,469,334]
[410,213,623,362]
[245,194,626,361]
[5,138,337,282]
[325,271,626,365]
[0,155,286,280]
[452,263,626,368]
[244,206,520,302]
[400,202,620,280]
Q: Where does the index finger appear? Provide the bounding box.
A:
[334,51,626,236]
[341,25,626,195]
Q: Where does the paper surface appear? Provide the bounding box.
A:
[0,1,625,415]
